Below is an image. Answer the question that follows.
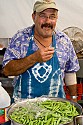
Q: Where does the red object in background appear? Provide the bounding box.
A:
[77,83,82,100]
[0,108,10,124]
[0,114,5,124]
[77,78,83,100]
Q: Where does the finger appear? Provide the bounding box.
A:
[44,50,54,56]
[48,47,55,51]
[43,54,53,60]
[44,48,55,53]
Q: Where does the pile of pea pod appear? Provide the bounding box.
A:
[10,100,79,125]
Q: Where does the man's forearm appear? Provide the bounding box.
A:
[67,84,77,96]
[64,73,77,102]
[2,47,54,76]
[2,51,39,76]
[67,84,77,102]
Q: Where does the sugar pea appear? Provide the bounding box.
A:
[45,118,52,125]
[10,100,79,125]
[56,117,61,125]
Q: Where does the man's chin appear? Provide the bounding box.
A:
[42,33,52,38]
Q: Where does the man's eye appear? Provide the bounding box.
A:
[39,14,45,18]
[50,16,56,19]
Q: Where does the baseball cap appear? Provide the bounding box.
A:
[33,0,58,13]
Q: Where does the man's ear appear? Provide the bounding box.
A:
[32,13,36,23]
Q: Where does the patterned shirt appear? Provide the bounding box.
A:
[3,25,80,86]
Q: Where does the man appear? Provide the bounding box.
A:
[2,0,79,103]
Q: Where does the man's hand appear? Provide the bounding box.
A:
[36,47,55,63]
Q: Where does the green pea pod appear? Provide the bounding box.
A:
[57,117,61,125]
[46,118,52,125]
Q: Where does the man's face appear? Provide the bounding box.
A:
[32,8,58,38]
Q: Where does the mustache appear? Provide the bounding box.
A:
[41,23,53,29]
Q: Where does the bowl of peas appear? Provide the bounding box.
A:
[7,97,82,125]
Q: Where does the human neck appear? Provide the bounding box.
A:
[34,33,52,48]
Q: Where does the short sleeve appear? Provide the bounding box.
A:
[2,35,22,67]
[65,40,80,73]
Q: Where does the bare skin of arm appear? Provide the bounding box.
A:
[67,84,77,102]
[2,47,54,76]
